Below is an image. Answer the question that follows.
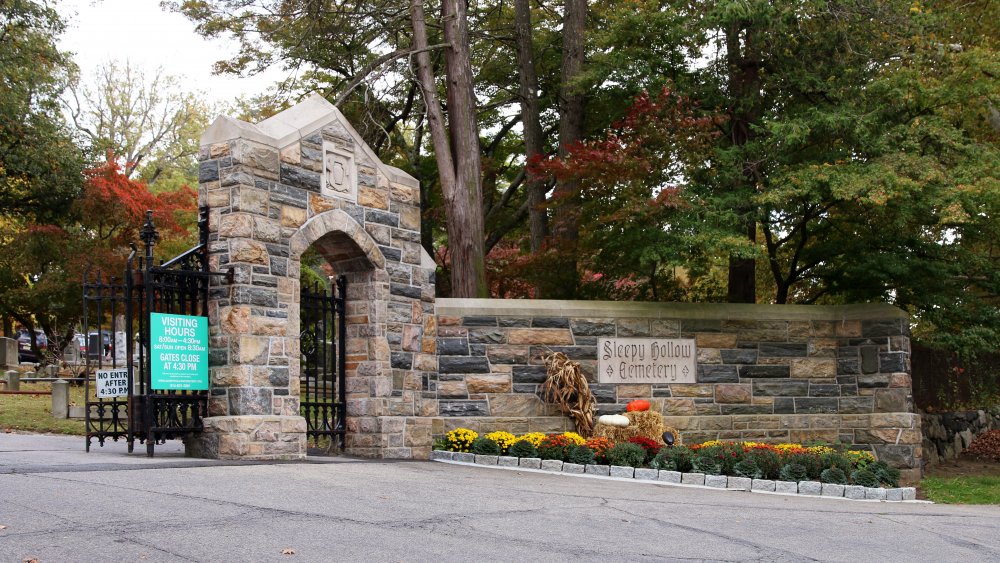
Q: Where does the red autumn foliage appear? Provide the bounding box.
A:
[628,436,662,461]
[77,156,196,245]
[529,85,717,188]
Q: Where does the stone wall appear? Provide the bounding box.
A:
[921,408,1000,466]
[192,94,436,460]
[431,299,922,479]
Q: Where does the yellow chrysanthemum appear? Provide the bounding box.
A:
[445,428,478,453]
[485,431,517,454]
[514,432,546,448]
[562,432,586,445]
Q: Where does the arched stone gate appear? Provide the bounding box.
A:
[189,94,437,460]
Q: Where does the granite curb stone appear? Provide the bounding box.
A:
[681,472,706,485]
[844,485,866,500]
[866,487,887,500]
[610,466,635,479]
[540,460,563,472]
[474,455,499,466]
[519,457,541,469]
[634,468,658,480]
[727,476,752,490]
[798,481,822,495]
[775,481,798,494]
[705,475,728,488]
[822,483,846,497]
[658,470,682,484]
[431,451,920,503]
[498,456,519,468]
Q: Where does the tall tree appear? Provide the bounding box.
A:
[0,0,84,337]
[546,0,588,299]
[66,60,210,182]
[0,0,83,224]
[410,0,487,296]
[513,0,548,258]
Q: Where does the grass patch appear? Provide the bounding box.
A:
[920,475,1000,504]
[0,382,87,435]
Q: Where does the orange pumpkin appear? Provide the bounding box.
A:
[626,399,650,412]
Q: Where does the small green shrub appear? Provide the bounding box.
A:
[432,437,449,451]
[784,452,822,480]
[820,452,852,474]
[650,446,695,472]
[537,435,574,460]
[606,442,646,467]
[820,467,848,485]
[471,437,500,455]
[868,461,901,488]
[733,459,762,479]
[745,448,781,479]
[779,463,809,482]
[567,445,596,465]
[721,442,747,474]
[851,468,881,487]
[507,440,539,459]
[691,454,722,475]
[649,449,676,470]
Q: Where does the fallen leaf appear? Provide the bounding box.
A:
[23,558,39,563]
[281,548,296,556]
[0,525,6,530]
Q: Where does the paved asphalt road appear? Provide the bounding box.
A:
[1,434,999,562]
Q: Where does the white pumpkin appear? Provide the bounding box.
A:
[598,414,630,427]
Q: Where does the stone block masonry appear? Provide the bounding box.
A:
[192,94,921,470]
[193,93,436,460]
[433,299,922,479]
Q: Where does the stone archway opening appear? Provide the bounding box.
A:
[290,216,385,455]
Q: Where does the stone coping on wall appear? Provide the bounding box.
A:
[436,299,909,322]
[430,451,923,503]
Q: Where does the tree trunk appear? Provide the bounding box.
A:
[725,22,760,303]
[514,0,548,257]
[410,0,487,298]
[548,0,587,299]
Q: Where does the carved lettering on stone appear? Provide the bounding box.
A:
[598,338,697,384]
[322,142,357,202]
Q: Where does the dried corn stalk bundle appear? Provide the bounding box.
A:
[541,352,596,437]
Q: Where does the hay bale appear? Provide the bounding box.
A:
[592,410,682,446]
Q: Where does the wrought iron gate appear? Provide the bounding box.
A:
[300,276,347,450]
[83,208,230,456]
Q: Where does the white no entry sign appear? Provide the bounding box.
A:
[95,368,129,398]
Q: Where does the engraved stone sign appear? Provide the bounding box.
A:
[322,143,357,201]
[598,338,697,384]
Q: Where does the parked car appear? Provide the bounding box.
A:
[17,329,48,363]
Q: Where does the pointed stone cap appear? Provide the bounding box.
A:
[201,92,417,187]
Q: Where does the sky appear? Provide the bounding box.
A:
[57,0,283,106]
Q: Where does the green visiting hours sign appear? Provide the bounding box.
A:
[150,312,209,391]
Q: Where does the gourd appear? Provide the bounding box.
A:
[626,399,650,412]
[597,414,630,427]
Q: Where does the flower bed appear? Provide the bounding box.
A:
[432,429,918,502]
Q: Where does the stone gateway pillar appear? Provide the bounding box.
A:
[189,94,437,460]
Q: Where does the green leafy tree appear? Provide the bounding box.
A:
[0,0,84,224]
